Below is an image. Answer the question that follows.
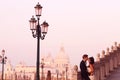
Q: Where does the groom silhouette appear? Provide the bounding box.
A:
[80,54,90,80]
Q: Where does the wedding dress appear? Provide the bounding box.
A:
[87,67,95,80]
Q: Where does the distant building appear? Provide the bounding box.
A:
[1,46,72,80]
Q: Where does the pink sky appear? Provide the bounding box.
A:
[0,0,120,67]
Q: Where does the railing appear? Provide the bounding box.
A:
[3,42,120,80]
[72,42,120,80]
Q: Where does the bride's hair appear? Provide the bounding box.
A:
[89,57,94,64]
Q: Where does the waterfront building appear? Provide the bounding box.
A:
[1,46,72,80]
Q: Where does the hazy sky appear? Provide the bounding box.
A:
[0,0,120,67]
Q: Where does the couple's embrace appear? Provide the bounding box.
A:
[80,54,95,80]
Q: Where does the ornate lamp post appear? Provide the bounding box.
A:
[0,49,7,80]
[65,64,68,80]
[29,2,49,80]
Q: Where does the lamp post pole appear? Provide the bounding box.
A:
[65,64,68,80]
[36,20,40,80]
[29,2,49,80]
[0,49,7,80]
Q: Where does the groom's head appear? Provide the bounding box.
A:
[82,54,88,61]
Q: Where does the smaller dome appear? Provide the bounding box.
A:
[55,46,69,62]
[42,53,54,67]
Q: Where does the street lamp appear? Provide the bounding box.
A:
[65,64,68,80]
[29,2,49,80]
[0,49,7,80]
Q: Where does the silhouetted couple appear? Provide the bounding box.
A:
[80,54,95,80]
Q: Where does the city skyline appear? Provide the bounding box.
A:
[0,0,120,67]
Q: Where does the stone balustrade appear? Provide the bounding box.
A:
[72,42,120,80]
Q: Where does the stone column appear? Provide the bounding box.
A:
[105,48,110,76]
[113,42,118,68]
[94,55,100,80]
[103,50,109,77]
[96,53,100,62]
[118,44,120,65]
[95,65,101,80]
[100,51,106,80]
[72,65,79,80]
[109,46,114,71]
[114,42,120,67]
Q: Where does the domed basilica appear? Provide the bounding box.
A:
[1,46,72,80]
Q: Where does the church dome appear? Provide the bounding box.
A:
[55,46,69,63]
[43,53,54,67]
[54,45,70,73]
